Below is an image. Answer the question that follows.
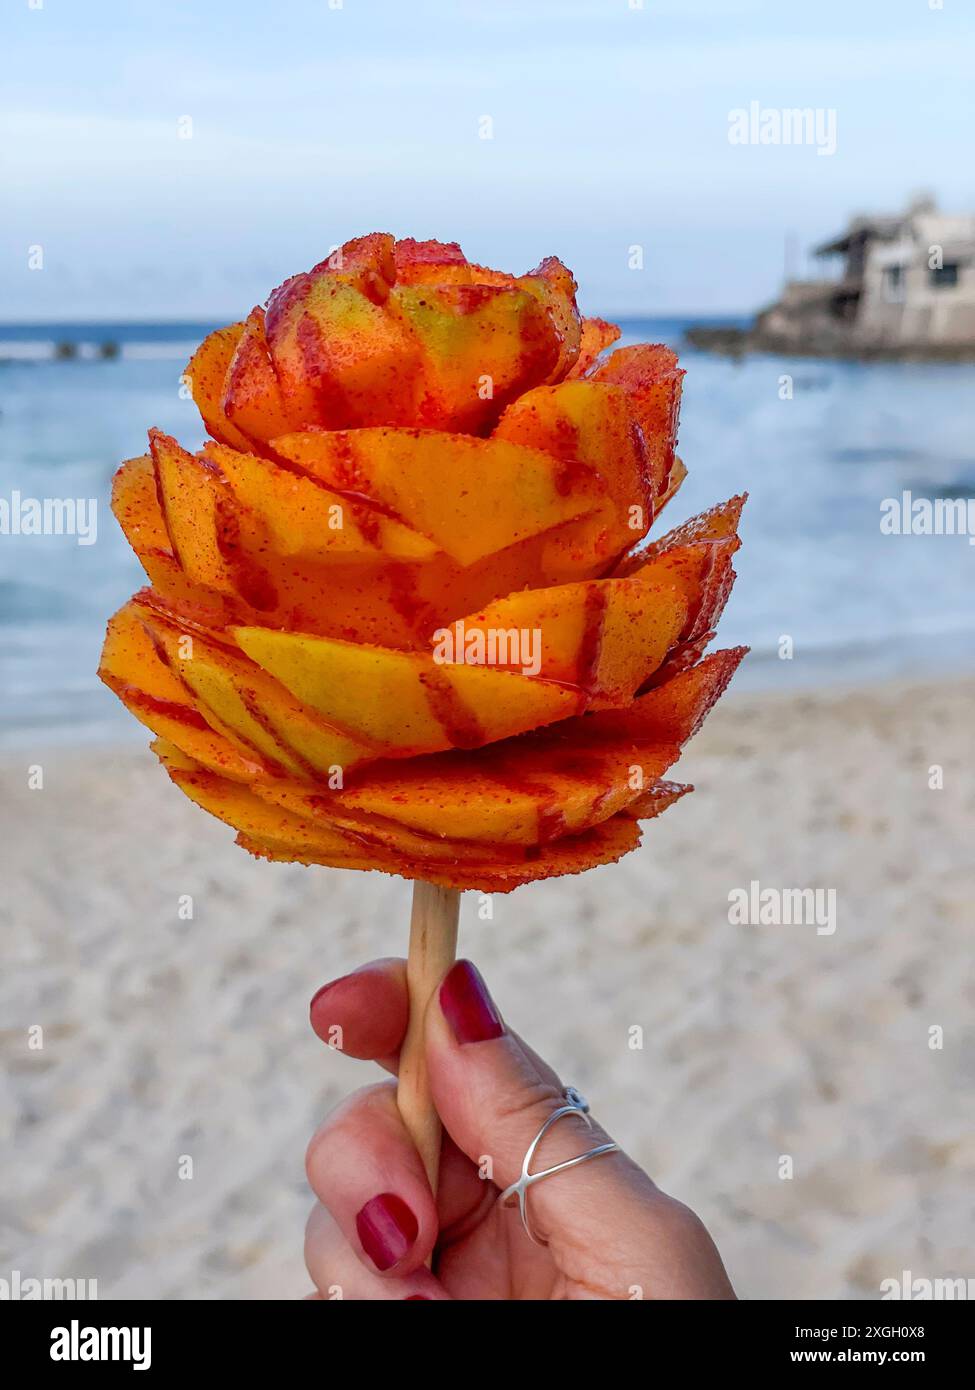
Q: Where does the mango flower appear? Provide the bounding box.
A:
[100,234,745,891]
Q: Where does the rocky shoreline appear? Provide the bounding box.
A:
[685,323,975,362]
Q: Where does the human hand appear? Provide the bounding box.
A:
[304,958,736,1300]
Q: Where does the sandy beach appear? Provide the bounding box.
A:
[2,675,973,1300]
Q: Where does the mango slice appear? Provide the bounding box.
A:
[231,625,582,755]
[149,429,243,600]
[593,344,684,496]
[453,576,688,707]
[153,737,644,892]
[493,380,652,540]
[99,603,266,781]
[621,779,693,820]
[221,307,302,443]
[185,323,253,453]
[334,733,681,846]
[584,648,749,745]
[111,453,173,561]
[203,440,439,563]
[239,815,642,894]
[567,317,622,378]
[269,427,603,567]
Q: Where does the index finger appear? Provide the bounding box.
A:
[310,957,408,1069]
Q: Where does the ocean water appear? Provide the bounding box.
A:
[1,319,973,748]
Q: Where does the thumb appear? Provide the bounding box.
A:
[425,960,734,1298]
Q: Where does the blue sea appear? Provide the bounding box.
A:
[1,318,973,747]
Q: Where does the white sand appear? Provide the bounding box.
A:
[2,677,973,1299]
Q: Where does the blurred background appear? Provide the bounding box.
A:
[2,0,973,1300]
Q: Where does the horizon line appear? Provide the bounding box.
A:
[0,310,752,330]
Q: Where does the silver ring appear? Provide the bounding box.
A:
[498,1086,620,1245]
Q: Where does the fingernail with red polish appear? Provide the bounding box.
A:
[439,960,504,1045]
[356,1193,418,1271]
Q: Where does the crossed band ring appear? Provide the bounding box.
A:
[498,1086,620,1245]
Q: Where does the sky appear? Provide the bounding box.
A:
[2,0,973,320]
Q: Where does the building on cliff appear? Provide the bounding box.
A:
[699,197,975,360]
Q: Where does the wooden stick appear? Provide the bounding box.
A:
[397,881,460,1194]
